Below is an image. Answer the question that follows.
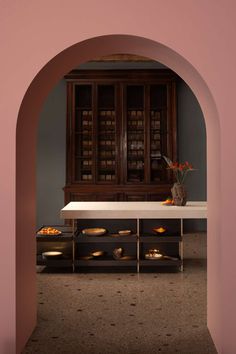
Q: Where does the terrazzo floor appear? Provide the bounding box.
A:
[23,233,217,354]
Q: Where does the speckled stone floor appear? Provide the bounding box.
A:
[23,233,217,354]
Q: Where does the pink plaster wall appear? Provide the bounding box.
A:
[0,1,235,353]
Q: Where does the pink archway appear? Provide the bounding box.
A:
[16,35,220,353]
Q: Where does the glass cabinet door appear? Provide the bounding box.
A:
[149,84,168,183]
[96,85,117,183]
[74,84,94,182]
[126,85,145,183]
[65,70,177,206]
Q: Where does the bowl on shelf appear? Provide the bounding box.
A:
[42,251,63,260]
[118,230,132,236]
[145,249,163,260]
[82,228,107,236]
[153,227,166,234]
[113,247,124,259]
[91,250,106,257]
[145,253,163,260]
[38,227,62,236]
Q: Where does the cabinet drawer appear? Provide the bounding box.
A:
[69,193,96,201]
[95,193,118,201]
[148,193,167,201]
[124,193,147,201]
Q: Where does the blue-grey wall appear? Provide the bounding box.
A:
[177,80,207,231]
[177,80,206,200]
[37,80,66,228]
[37,64,206,231]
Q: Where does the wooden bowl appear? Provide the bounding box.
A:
[91,250,106,257]
[153,227,166,234]
[82,228,106,236]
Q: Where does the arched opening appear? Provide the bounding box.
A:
[16,35,221,353]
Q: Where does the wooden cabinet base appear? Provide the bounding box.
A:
[64,184,173,205]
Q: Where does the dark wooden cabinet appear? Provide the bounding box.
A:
[64,70,177,204]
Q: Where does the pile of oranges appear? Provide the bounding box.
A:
[38,227,61,235]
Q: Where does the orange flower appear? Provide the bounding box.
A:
[163,156,195,184]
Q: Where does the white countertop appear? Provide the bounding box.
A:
[60,201,207,219]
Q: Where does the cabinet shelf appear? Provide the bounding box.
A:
[98,168,116,172]
[139,258,182,267]
[75,258,137,267]
[36,234,73,242]
[98,107,115,110]
[140,235,182,242]
[128,156,144,160]
[127,128,145,131]
[81,169,93,173]
[98,146,115,150]
[37,256,73,267]
[75,107,92,110]
[98,131,116,135]
[75,131,93,135]
[76,234,137,243]
[127,107,144,111]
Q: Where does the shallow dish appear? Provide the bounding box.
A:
[42,251,63,260]
[38,227,62,236]
[145,253,163,260]
[91,250,106,257]
[82,228,107,236]
[118,230,132,236]
[153,227,166,234]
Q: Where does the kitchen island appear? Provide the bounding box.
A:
[59,201,207,272]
